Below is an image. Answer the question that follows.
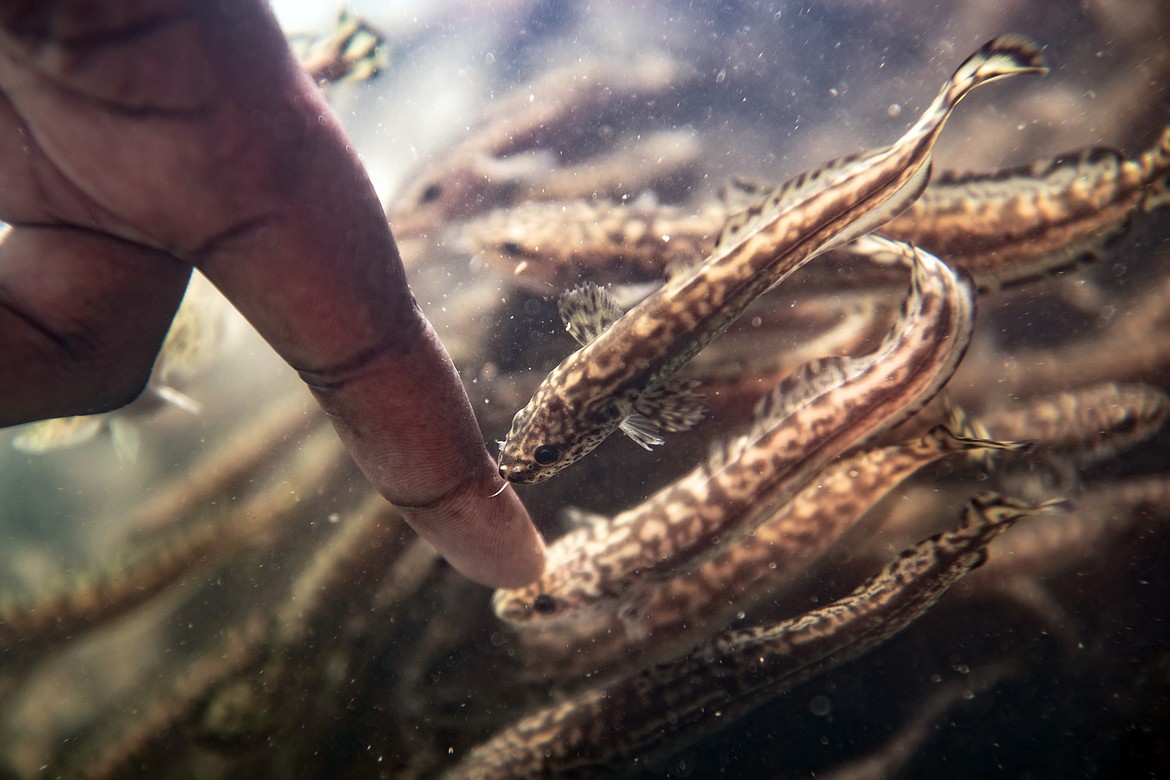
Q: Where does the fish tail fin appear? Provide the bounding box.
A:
[937,393,1031,468]
[962,491,1071,534]
[904,35,1047,147]
[924,423,1031,457]
[949,35,1049,97]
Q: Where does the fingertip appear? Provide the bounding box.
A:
[397,481,546,589]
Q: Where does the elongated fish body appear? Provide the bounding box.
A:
[975,381,1169,466]
[461,196,721,292]
[882,122,1170,290]
[454,493,1064,780]
[497,35,1046,484]
[507,425,1026,678]
[493,236,976,625]
[465,121,1169,295]
[390,54,687,238]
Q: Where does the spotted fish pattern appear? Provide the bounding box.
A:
[508,424,1027,679]
[454,493,1066,780]
[883,122,1170,290]
[463,123,1169,295]
[497,35,1046,484]
[494,236,977,625]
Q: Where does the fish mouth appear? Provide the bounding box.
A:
[499,461,548,485]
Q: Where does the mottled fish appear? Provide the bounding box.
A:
[389,54,688,238]
[882,122,1170,290]
[463,122,1169,295]
[455,493,1065,780]
[986,381,1168,459]
[497,35,1046,484]
[508,423,1027,679]
[494,236,976,625]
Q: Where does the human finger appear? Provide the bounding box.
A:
[0,224,189,425]
[0,0,546,587]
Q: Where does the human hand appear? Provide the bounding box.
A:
[0,0,545,587]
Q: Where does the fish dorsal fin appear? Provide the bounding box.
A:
[608,281,660,310]
[939,392,990,443]
[558,282,625,346]
[717,176,773,210]
[632,376,706,433]
[750,355,853,431]
[961,491,1070,532]
[712,150,874,254]
[704,433,740,473]
[996,455,1081,508]
[712,183,784,253]
[702,355,854,473]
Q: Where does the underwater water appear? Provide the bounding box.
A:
[1,0,1168,777]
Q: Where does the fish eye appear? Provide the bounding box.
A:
[533,445,560,466]
[500,241,525,257]
[532,594,558,614]
[418,183,443,204]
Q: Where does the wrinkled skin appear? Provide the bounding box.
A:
[0,0,544,587]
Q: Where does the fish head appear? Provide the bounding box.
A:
[497,395,619,484]
[493,583,619,632]
[388,161,484,239]
[491,583,559,624]
[490,539,606,627]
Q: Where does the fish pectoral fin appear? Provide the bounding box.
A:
[619,413,666,451]
[558,282,625,346]
[633,377,706,433]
